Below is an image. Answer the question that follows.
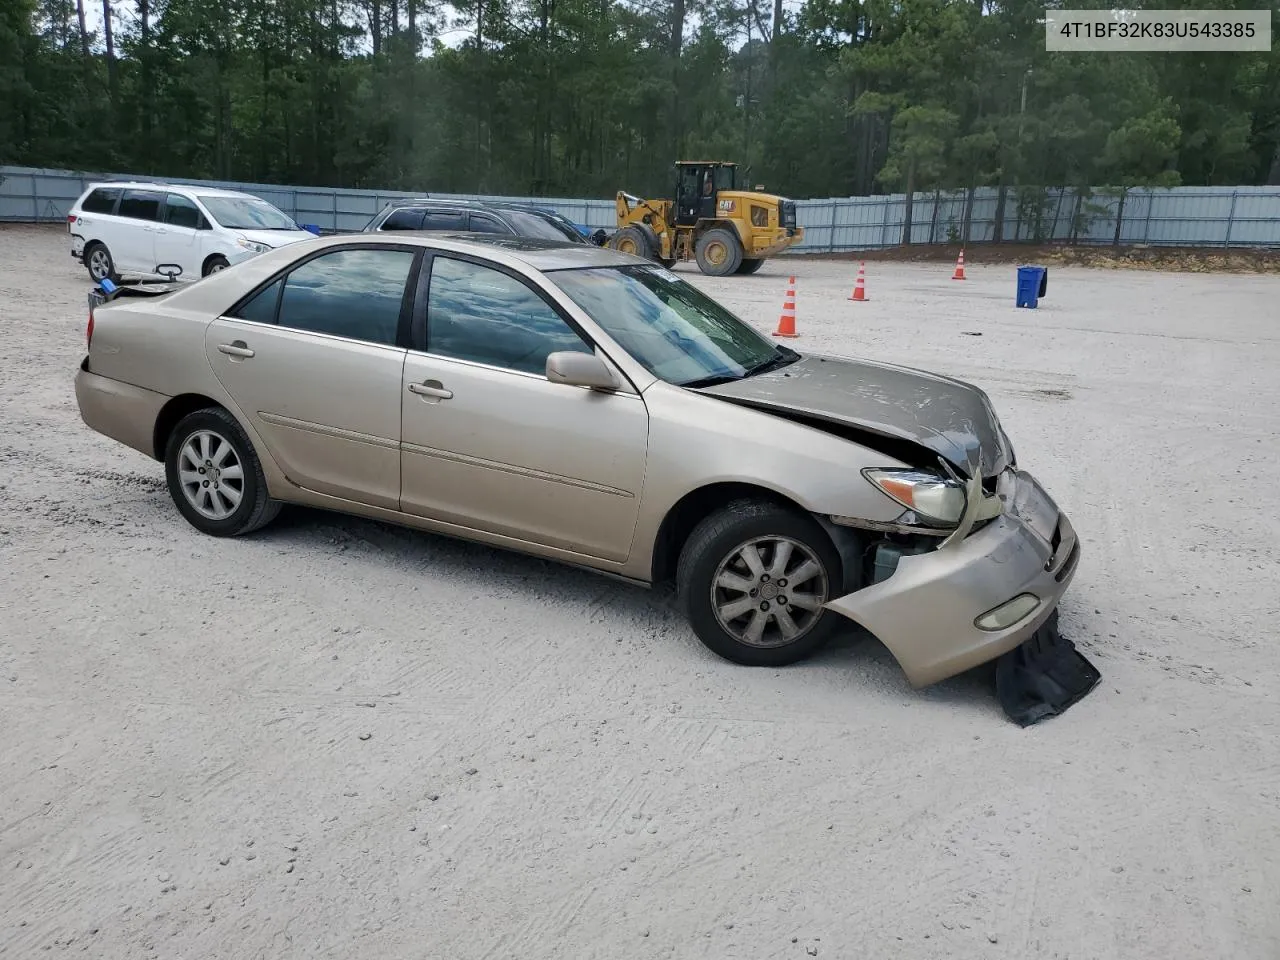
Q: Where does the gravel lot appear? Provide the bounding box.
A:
[2,222,1278,959]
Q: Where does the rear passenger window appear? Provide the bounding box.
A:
[163,194,203,229]
[381,208,425,231]
[422,211,466,230]
[118,190,163,221]
[276,249,415,346]
[468,214,509,234]
[81,188,120,214]
[231,279,283,324]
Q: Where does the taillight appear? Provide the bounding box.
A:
[67,214,76,232]
[87,306,94,349]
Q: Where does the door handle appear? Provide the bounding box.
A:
[408,380,452,400]
[217,341,255,359]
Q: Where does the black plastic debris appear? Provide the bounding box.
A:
[995,607,1101,726]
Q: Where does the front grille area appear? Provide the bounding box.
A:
[780,200,797,229]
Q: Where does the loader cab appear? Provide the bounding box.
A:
[675,162,738,226]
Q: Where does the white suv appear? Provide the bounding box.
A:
[68,182,317,283]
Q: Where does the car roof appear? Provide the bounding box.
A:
[84,181,262,200]
[382,198,568,216]
[306,231,636,270]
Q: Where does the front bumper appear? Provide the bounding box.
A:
[750,227,805,258]
[825,470,1081,687]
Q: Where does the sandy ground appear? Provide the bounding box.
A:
[1,222,1278,959]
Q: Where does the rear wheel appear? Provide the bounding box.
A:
[677,499,843,667]
[610,225,654,260]
[164,407,281,537]
[695,228,743,277]
[84,242,115,283]
[736,258,765,275]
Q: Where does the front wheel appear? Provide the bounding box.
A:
[203,255,231,276]
[610,226,654,260]
[164,407,281,537]
[677,499,843,667]
[695,227,743,276]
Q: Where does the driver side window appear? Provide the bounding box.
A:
[425,257,592,375]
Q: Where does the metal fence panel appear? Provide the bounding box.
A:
[2,165,1277,250]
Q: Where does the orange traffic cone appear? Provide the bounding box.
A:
[849,261,869,301]
[951,249,967,280]
[774,276,799,338]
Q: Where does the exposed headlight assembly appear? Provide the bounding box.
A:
[862,467,967,527]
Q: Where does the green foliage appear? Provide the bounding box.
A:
[1,0,1277,198]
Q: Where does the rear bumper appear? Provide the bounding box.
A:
[825,471,1081,687]
[75,358,169,460]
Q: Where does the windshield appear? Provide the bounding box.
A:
[199,196,298,231]
[505,209,585,243]
[549,265,792,386]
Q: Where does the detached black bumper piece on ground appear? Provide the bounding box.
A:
[995,608,1101,726]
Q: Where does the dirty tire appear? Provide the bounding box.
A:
[736,258,765,275]
[677,498,843,667]
[164,407,281,537]
[84,242,116,283]
[610,226,653,260]
[695,228,743,277]
[203,255,231,276]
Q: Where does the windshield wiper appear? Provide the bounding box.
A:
[742,348,800,378]
[679,373,743,389]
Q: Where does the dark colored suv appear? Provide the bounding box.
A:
[362,199,607,245]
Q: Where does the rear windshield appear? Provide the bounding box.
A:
[81,187,120,214]
[504,210,584,243]
[199,196,297,231]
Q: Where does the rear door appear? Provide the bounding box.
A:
[152,193,206,278]
[114,189,166,274]
[204,244,419,509]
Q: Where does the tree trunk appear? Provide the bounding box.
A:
[408,0,417,53]
[962,184,975,242]
[74,0,89,64]
[1112,188,1126,245]
[669,0,685,160]
[138,0,152,156]
[260,1,270,180]
[770,0,782,85]
[370,0,382,54]
[929,187,940,244]
[101,0,117,102]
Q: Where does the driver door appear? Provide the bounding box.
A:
[399,253,649,563]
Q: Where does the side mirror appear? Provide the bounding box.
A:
[546,351,619,391]
[157,264,181,281]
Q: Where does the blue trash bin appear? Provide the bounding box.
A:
[1016,265,1048,308]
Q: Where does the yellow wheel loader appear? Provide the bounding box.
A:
[609,161,804,276]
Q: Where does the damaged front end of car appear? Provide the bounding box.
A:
[820,452,1098,724]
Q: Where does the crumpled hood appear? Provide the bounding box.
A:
[236,229,315,249]
[698,354,1011,476]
